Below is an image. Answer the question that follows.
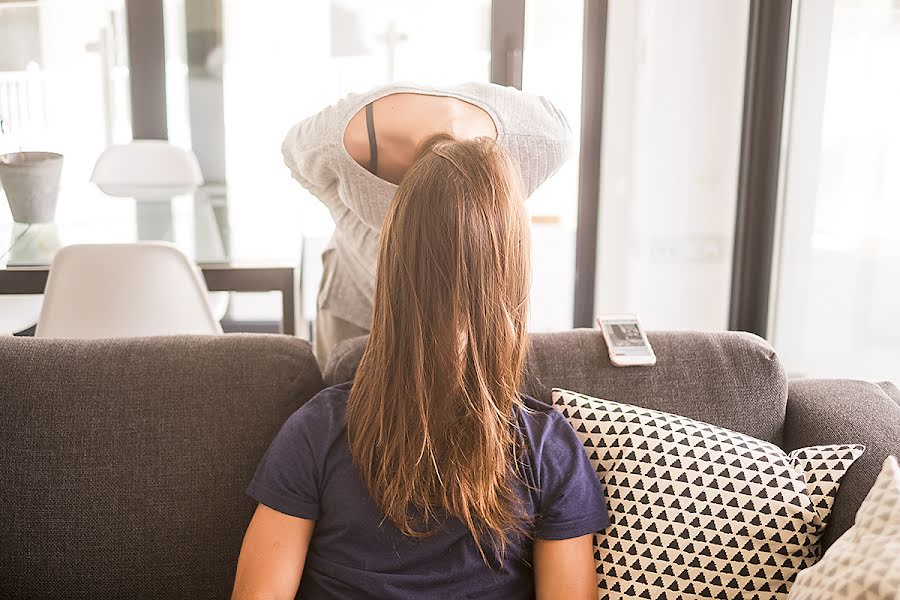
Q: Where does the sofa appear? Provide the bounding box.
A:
[1,330,898,599]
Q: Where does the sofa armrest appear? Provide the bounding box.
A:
[784,378,900,552]
[878,381,900,406]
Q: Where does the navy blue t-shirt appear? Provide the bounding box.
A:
[247,382,609,599]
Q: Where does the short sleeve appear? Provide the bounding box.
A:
[246,405,323,520]
[533,410,610,540]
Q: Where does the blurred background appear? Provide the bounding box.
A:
[0,0,898,382]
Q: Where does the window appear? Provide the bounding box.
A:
[164,0,493,323]
[595,0,750,330]
[522,0,584,331]
[771,0,900,381]
[0,0,131,204]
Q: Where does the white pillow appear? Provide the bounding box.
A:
[551,387,865,600]
[789,456,900,599]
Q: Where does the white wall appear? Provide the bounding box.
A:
[596,0,750,331]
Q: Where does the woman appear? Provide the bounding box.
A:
[281,82,572,369]
[232,136,608,599]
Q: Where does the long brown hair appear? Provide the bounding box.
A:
[347,133,531,560]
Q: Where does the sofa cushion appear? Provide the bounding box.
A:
[325,329,788,444]
[788,456,900,600]
[552,387,864,600]
[0,334,322,600]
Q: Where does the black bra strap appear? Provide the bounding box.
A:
[365,102,378,176]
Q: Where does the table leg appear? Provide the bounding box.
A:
[281,270,296,336]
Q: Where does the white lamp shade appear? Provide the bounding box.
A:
[91,140,204,199]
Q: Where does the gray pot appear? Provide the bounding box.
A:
[0,152,64,224]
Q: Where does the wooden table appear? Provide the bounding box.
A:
[0,264,299,335]
[0,186,304,335]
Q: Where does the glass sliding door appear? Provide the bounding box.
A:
[218,0,493,239]
[594,0,750,331]
[160,0,604,332]
[0,0,131,193]
[162,0,492,325]
[521,0,584,331]
[0,0,131,334]
[771,0,900,381]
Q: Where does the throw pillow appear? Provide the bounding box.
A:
[551,387,865,600]
[789,455,900,599]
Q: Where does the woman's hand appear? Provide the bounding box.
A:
[533,534,598,600]
[231,503,315,600]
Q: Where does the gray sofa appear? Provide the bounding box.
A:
[1,330,898,599]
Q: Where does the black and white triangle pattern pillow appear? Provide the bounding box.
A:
[789,456,900,599]
[551,387,865,600]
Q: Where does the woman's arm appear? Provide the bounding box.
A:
[231,504,315,600]
[486,84,574,197]
[282,93,361,202]
[533,534,598,600]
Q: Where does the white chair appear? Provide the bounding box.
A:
[91,139,204,242]
[90,140,203,199]
[0,296,42,335]
[35,242,223,338]
[90,140,228,317]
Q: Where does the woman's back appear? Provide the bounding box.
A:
[247,382,608,598]
[280,82,573,337]
[342,92,498,185]
[233,136,608,600]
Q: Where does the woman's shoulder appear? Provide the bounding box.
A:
[279,382,353,438]
[518,393,555,416]
[452,82,566,127]
[306,381,352,410]
[516,393,572,442]
[287,86,389,149]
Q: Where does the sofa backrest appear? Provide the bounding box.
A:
[3,329,892,592]
[0,334,321,600]
[325,329,788,444]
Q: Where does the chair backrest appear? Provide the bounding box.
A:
[35,242,223,338]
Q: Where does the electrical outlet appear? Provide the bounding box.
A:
[649,235,726,263]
